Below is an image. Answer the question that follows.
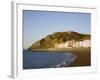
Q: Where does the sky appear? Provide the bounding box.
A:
[23,10,91,49]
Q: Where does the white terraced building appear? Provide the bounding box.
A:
[55,40,91,48]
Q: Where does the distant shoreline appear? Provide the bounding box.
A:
[27,47,90,52]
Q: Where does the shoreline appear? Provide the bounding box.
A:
[25,47,91,67]
[27,47,90,53]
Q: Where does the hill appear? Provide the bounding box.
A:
[28,31,90,50]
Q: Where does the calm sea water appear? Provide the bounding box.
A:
[23,50,76,69]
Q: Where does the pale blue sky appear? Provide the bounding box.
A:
[23,10,91,49]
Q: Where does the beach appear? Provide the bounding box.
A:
[29,47,91,67]
[67,47,91,67]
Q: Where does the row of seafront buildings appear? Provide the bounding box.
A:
[55,40,91,48]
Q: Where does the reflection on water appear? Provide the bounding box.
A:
[23,50,77,69]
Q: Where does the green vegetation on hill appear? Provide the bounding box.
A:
[28,31,90,50]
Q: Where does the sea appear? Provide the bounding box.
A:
[23,50,76,69]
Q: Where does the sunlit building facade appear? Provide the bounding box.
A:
[55,40,91,48]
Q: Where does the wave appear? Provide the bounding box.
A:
[54,53,77,68]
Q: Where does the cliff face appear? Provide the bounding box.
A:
[28,31,90,50]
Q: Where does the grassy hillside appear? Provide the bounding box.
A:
[28,31,90,50]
